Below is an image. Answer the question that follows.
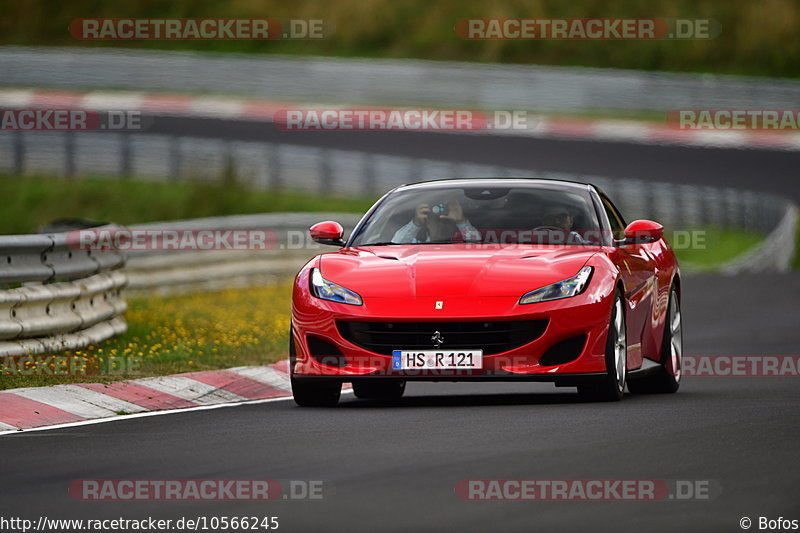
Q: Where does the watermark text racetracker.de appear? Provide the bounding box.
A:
[68,478,325,501]
[1,355,143,377]
[274,108,534,131]
[68,228,712,252]
[455,18,720,40]
[456,479,719,501]
[0,109,145,131]
[69,18,330,40]
[300,355,800,378]
[69,228,280,252]
[682,355,800,377]
[668,109,800,130]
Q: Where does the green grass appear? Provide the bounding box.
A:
[794,223,800,270]
[0,284,293,390]
[668,227,764,270]
[1,175,378,234]
[0,0,797,78]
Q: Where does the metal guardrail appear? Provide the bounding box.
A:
[0,226,127,356]
[0,129,791,236]
[124,213,361,295]
[2,46,800,112]
[722,205,799,274]
[0,128,795,290]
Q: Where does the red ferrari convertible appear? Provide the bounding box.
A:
[290,178,682,405]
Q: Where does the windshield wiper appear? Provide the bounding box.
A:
[357,240,457,246]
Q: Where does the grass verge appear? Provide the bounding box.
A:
[0,284,292,390]
[668,227,764,270]
[1,0,798,78]
[1,175,378,234]
[795,224,800,270]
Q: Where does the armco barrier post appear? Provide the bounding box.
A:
[169,136,181,180]
[267,143,282,189]
[361,152,375,196]
[64,131,75,178]
[319,148,332,194]
[120,133,132,177]
[12,131,24,175]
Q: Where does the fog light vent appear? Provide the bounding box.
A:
[307,335,347,367]
[539,335,587,366]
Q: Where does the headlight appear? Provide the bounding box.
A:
[310,268,363,305]
[519,266,593,305]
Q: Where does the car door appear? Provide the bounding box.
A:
[599,193,657,369]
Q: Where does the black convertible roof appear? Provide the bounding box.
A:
[396,177,595,193]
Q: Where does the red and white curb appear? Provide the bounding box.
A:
[0,360,329,434]
[2,88,800,151]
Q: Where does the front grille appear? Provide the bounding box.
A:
[337,320,547,355]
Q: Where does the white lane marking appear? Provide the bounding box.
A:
[227,366,292,391]
[10,385,144,419]
[685,130,752,147]
[0,389,355,437]
[61,385,148,414]
[134,375,248,405]
[189,97,245,118]
[0,89,35,107]
[0,421,18,430]
[81,91,145,111]
[592,122,650,141]
[745,132,800,150]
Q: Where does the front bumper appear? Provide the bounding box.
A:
[291,269,615,382]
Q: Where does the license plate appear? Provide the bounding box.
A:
[391,350,483,370]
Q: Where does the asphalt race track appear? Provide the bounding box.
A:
[148,115,800,201]
[1,130,798,533]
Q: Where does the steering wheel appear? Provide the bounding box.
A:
[531,226,586,245]
[532,225,564,232]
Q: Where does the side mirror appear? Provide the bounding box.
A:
[309,221,345,246]
[623,220,664,245]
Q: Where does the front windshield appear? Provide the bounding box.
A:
[349,184,603,247]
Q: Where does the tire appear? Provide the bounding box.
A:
[291,378,342,407]
[353,380,406,400]
[628,286,682,394]
[289,323,342,407]
[578,290,627,402]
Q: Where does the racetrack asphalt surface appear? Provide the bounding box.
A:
[148,115,800,202]
[1,127,798,533]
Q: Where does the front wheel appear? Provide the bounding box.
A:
[578,290,627,402]
[289,323,341,406]
[291,378,342,407]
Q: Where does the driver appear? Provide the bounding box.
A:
[538,204,585,245]
[541,205,575,231]
[392,199,480,243]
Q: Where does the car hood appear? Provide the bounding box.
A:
[319,245,598,297]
